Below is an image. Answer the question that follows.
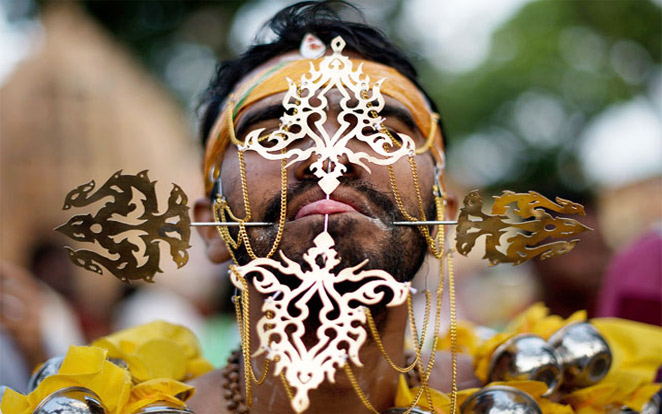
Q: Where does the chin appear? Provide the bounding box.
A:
[280,213,425,283]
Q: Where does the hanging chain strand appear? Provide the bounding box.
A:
[230,269,271,406]
[343,364,381,414]
[448,250,458,414]
[365,306,418,373]
[265,156,288,258]
[279,371,299,413]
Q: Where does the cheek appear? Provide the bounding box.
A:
[220,150,284,215]
[376,154,435,206]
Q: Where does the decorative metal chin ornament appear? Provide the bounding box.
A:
[55,35,592,414]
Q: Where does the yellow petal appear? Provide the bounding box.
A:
[91,321,212,382]
[394,374,415,407]
[123,378,194,414]
[135,339,188,381]
[20,346,131,414]
[435,320,481,355]
[593,318,662,383]
[187,357,215,379]
[0,387,31,414]
[504,302,550,333]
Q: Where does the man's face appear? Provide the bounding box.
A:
[217,62,440,281]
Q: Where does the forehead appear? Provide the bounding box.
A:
[227,52,433,135]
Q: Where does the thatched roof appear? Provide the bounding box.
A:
[0,3,207,285]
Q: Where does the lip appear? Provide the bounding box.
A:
[289,189,374,221]
[295,199,357,219]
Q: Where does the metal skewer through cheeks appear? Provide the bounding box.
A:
[56,170,591,283]
[191,220,458,227]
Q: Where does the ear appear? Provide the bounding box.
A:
[428,191,459,254]
[445,192,458,221]
[193,197,231,263]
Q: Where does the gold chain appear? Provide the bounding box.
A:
[265,157,289,258]
[279,371,299,413]
[365,306,418,373]
[360,92,455,412]
[343,364,381,414]
[230,269,271,405]
[448,250,458,414]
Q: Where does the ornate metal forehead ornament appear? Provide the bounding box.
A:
[243,36,416,195]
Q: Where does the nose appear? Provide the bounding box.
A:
[293,150,364,183]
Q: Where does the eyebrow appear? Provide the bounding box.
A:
[380,105,417,133]
[234,102,419,139]
[235,104,285,139]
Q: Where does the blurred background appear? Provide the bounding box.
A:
[0,0,660,390]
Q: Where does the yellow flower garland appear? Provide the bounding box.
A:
[431,303,662,414]
[1,321,213,414]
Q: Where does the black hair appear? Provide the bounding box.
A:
[198,0,445,147]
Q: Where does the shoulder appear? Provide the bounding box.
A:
[187,368,230,414]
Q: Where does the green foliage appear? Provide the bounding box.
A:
[423,0,660,196]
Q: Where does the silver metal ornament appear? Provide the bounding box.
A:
[487,334,562,397]
[33,386,107,414]
[384,408,434,414]
[131,401,194,413]
[641,391,661,414]
[548,322,612,388]
[28,355,65,392]
[461,385,542,414]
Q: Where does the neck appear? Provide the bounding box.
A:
[245,296,409,414]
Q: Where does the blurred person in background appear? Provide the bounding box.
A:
[0,240,85,392]
[533,206,612,318]
[596,226,662,326]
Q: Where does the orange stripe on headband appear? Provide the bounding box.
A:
[203,58,443,194]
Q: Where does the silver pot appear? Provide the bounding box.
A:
[383,408,433,414]
[28,356,65,392]
[488,334,562,396]
[548,322,612,388]
[33,386,107,414]
[131,401,194,413]
[461,385,542,414]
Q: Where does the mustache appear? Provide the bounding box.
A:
[261,177,409,225]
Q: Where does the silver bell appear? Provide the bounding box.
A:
[28,356,65,392]
[33,386,107,414]
[461,385,542,414]
[548,322,612,388]
[131,401,194,413]
[488,334,562,396]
